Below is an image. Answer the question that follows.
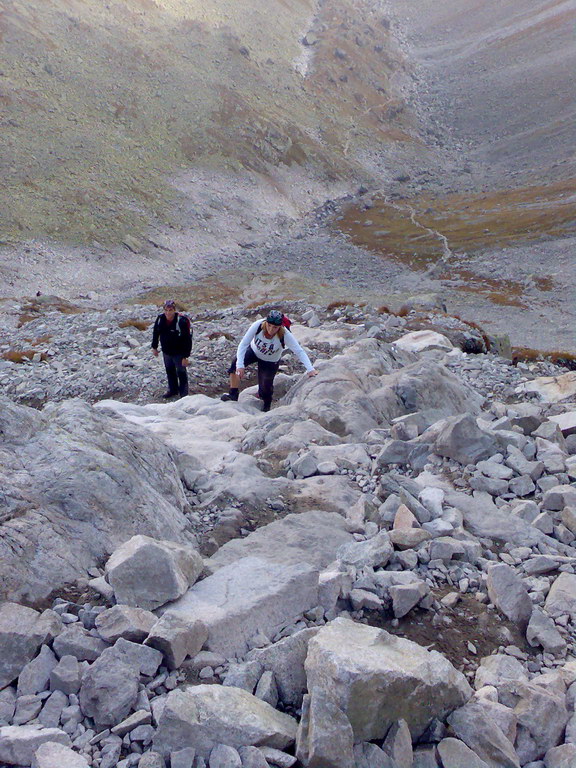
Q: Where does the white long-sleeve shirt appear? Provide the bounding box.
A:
[236,320,314,371]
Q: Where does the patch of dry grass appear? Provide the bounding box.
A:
[2,349,47,363]
[119,319,150,331]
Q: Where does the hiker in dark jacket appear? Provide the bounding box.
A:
[221,309,317,411]
[151,299,192,398]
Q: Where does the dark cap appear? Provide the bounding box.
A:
[266,310,283,326]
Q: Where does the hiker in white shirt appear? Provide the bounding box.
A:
[221,310,318,411]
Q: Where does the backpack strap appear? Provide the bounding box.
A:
[257,322,285,348]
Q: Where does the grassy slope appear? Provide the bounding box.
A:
[1,0,415,244]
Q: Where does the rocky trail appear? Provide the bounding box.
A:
[1,301,576,767]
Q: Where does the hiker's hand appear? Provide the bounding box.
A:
[237,368,245,380]
[307,369,318,377]
[182,358,189,367]
[152,348,159,357]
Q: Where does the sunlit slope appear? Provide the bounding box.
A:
[0,0,415,243]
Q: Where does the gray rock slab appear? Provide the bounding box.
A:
[434,413,498,466]
[145,613,208,670]
[295,691,355,768]
[438,738,489,768]
[32,740,90,768]
[170,747,196,768]
[544,572,576,618]
[17,645,58,696]
[305,618,471,742]
[0,687,16,726]
[543,743,576,768]
[474,654,529,690]
[447,700,520,768]
[52,624,107,662]
[246,628,319,708]
[208,743,242,768]
[49,654,81,695]
[95,605,157,644]
[38,689,67,728]
[526,609,567,656]
[487,563,532,628]
[79,648,139,728]
[106,535,204,611]
[0,725,71,766]
[0,604,52,690]
[208,510,355,572]
[159,557,319,658]
[498,680,568,763]
[153,684,297,760]
[337,530,394,568]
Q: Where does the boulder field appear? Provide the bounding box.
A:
[1,303,576,767]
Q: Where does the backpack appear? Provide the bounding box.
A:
[281,315,292,330]
[176,313,192,337]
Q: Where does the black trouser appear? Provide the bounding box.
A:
[163,353,189,397]
[228,347,279,409]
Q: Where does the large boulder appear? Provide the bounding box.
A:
[153,685,297,760]
[160,557,319,658]
[0,398,194,603]
[105,535,203,611]
[304,618,472,741]
[208,511,355,572]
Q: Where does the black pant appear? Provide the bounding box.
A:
[228,348,279,409]
[163,353,189,397]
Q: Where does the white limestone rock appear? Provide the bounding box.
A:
[304,618,472,742]
[160,557,319,658]
[434,413,498,466]
[105,535,204,611]
[208,510,355,572]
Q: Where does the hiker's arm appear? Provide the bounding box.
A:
[152,317,160,354]
[284,331,315,372]
[235,321,259,371]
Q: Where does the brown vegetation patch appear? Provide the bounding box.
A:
[512,347,576,370]
[335,179,576,272]
[119,319,150,331]
[2,349,47,363]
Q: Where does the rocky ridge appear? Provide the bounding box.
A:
[1,302,576,767]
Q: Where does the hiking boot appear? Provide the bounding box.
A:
[162,391,177,399]
[220,392,239,402]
